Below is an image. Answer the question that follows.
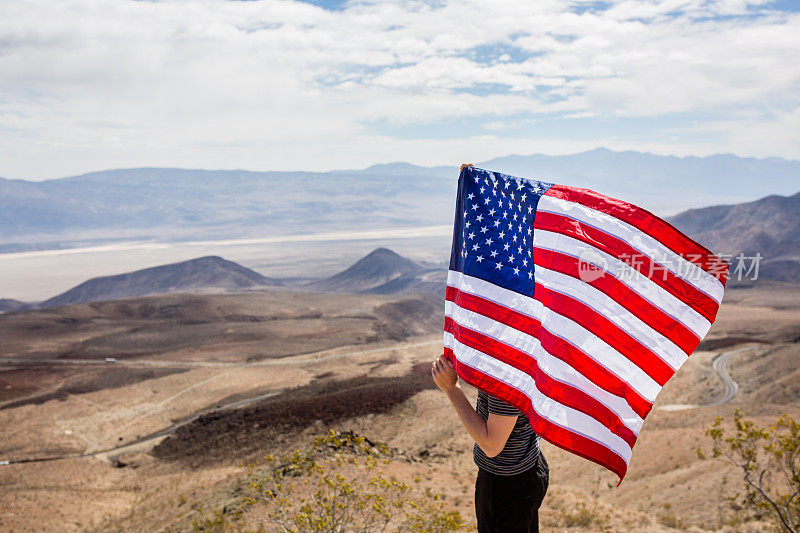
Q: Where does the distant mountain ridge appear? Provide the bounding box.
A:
[0,166,454,250]
[8,185,800,312]
[482,148,800,215]
[5,249,443,312]
[40,256,277,309]
[3,148,799,253]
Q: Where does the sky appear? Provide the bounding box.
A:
[1,0,799,180]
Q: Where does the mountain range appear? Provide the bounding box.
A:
[482,149,800,214]
[0,166,453,251]
[2,148,799,252]
[1,149,799,304]
[8,179,800,312]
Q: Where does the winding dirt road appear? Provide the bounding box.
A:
[657,345,757,411]
[704,346,753,407]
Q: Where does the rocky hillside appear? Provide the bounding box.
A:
[668,191,800,282]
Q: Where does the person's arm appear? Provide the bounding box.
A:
[432,354,516,457]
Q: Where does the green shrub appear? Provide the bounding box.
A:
[559,503,610,529]
[192,505,241,532]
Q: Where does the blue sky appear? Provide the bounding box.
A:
[0,0,798,180]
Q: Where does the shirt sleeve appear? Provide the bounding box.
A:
[487,392,521,417]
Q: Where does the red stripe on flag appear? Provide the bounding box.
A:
[444,347,629,481]
[533,248,700,355]
[445,317,638,448]
[446,286,652,419]
[544,184,729,286]
[533,283,674,386]
[533,211,721,323]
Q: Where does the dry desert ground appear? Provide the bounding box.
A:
[0,283,798,532]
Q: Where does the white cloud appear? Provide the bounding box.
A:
[0,0,797,179]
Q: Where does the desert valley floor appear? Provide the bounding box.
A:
[1,283,799,532]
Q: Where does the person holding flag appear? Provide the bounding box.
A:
[432,353,549,533]
[432,163,548,532]
[434,161,728,531]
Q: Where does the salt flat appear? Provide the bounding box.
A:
[0,232,450,301]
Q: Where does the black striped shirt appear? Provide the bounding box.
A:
[473,389,541,475]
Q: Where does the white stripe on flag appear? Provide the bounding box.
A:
[538,194,724,302]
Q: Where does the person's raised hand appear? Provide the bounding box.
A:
[431,354,458,393]
[460,163,474,172]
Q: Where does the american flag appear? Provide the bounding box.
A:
[444,165,728,481]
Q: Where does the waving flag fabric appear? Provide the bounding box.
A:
[444,166,729,481]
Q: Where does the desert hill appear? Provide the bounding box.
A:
[668,190,800,282]
[305,247,444,294]
[39,255,277,309]
[363,268,447,296]
[0,298,30,314]
[0,290,444,365]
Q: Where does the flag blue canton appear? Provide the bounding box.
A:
[449,167,553,297]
